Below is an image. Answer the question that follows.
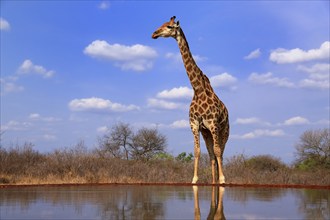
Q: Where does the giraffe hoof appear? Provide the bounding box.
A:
[219,176,225,184]
[192,176,198,184]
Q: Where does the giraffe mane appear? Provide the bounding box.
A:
[179,28,190,50]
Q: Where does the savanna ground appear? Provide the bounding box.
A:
[1,141,329,186]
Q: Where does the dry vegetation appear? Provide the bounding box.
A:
[224,154,330,185]
[1,141,329,186]
[0,142,192,184]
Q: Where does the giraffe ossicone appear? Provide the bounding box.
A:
[152,16,229,184]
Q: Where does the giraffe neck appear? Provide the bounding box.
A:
[176,29,206,94]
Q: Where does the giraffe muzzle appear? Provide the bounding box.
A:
[152,32,159,39]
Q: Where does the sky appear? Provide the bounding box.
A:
[1,1,329,163]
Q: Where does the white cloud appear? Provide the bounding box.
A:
[165,52,182,62]
[298,63,330,79]
[97,126,109,133]
[43,134,57,141]
[98,1,110,10]
[0,17,10,31]
[69,97,140,113]
[234,117,270,126]
[165,52,207,63]
[244,48,261,60]
[17,59,55,78]
[0,78,24,94]
[147,98,184,110]
[233,129,285,139]
[156,86,193,100]
[170,120,190,129]
[248,72,295,88]
[249,67,328,90]
[210,72,238,89]
[315,119,330,125]
[283,116,310,126]
[28,113,61,122]
[132,122,162,129]
[29,113,41,119]
[234,117,260,125]
[84,40,157,71]
[193,55,207,62]
[270,41,330,64]
[1,120,32,131]
[299,78,329,90]
[297,63,329,90]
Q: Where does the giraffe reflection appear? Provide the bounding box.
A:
[193,186,226,220]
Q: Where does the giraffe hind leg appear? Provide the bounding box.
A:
[208,126,226,184]
[216,130,229,184]
[201,128,217,184]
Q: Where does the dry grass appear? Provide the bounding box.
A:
[224,154,330,185]
[0,143,194,184]
[1,144,329,185]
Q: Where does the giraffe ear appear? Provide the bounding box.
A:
[175,21,180,27]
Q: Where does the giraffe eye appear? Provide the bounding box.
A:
[167,26,174,29]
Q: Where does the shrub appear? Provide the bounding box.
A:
[245,155,287,172]
[224,154,291,184]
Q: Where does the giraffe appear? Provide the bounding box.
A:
[152,16,229,184]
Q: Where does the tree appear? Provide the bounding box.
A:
[98,122,133,160]
[98,123,168,161]
[131,128,167,161]
[295,128,330,169]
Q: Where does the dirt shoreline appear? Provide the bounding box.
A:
[1,182,329,189]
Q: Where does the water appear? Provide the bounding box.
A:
[0,185,329,219]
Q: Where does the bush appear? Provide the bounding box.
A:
[224,154,291,184]
[0,142,45,176]
[245,155,287,172]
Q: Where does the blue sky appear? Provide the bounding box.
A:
[1,1,329,163]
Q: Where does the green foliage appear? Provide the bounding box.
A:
[295,157,330,170]
[176,152,194,163]
[153,152,174,160]
[296,158,319,170]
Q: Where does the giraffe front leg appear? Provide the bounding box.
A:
[191,123,200,184]
[192,143,200,184]
[211,159,216,184]
[216,156,225,184]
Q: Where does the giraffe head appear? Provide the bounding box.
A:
[152,16,180,39]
